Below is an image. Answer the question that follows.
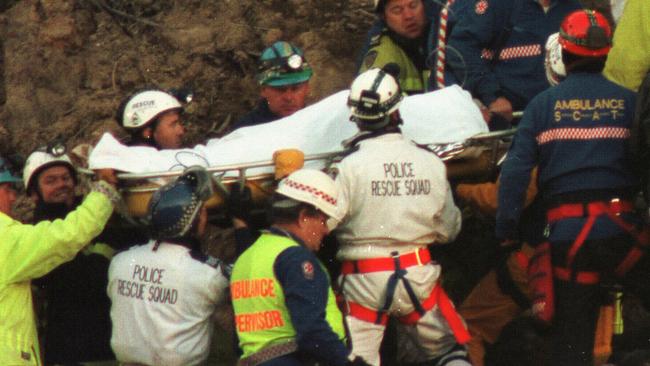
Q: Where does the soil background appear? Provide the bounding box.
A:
[0,0,374,159]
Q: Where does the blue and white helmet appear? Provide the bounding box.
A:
[147,166,214,240]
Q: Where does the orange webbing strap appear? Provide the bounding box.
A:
[600,212,650,277]
[553,267,600,284]
[340,248,431,274]
[399,285,471,344]
[343,285,471,345]
[344,299,389,326]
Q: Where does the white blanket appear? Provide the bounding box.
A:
[89,86,487,177]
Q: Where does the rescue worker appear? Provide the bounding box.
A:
[231,169,370,366]
[231,41,313,131]
[454,170,540,366]
[24,145,133,365]
[107,167,230,366]
[495,10,650,366]
[358,0,441,95]
[0,155,119,365]
[446,0,582,127]
[116,89,186,149]
[332,67,469,366]
[603,0,650,92]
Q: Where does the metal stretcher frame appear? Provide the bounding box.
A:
[83,127,518,217]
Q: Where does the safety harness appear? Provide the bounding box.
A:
[546,199,650,284]
[339,248,471,344]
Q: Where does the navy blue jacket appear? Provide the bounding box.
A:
[269,228,349,366]
[496,73,638,240]
[231,99,280,131]
[446,0,581,109]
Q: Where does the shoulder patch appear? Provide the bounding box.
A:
[475,0,488,14]
[363,50,379,69]
[301,260,315,280]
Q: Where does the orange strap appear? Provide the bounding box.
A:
[340,248,431,274]
[547,200,634,223]
[553,266,600,284]
[343,285,471,345]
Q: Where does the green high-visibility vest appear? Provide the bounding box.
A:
[359,32,430,95]
[231,233,346,359]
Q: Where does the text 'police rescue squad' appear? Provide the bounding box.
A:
[371,162,431,197]
[116,264,178,305]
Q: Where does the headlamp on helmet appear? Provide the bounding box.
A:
[348,67,403,130]
[257,41,313,87]
[23,144,76,194]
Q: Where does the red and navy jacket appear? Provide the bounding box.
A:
[496,73,638,240]
[446,0,581,110]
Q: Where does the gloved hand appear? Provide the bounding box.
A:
[345,356,372,366]
[227,184,253,222]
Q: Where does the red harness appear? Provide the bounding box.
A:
[340,249,471,345]
[546,199,649,283]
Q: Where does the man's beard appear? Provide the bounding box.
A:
[33,195,82,222]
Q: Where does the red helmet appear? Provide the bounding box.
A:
[559,9,612,57]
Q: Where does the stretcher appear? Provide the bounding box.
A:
[88,87,516,218]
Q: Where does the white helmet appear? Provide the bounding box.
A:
[23,149,75,194]
[121,90,182,130]
[347,68,403,130]
[275,169,339,219]
[544,33,566,87]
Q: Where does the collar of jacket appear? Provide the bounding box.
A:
[33,195,83,222]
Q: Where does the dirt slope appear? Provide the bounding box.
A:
[0,0,373,157]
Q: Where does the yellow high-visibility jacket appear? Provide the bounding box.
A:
[604,0,650,92]
[0,192,113,365]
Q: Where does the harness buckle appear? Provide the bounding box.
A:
[414,249,423,266]
[610,197,622,216]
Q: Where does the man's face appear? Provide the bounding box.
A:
[384,0,427,39]
[36,165,75,207]
[261,82,310,118]
[152,110,185,149]
[300,210,330,252]
[0,183,16,215]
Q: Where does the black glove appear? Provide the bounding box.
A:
[227,184,253,222]
[345,356,372,366]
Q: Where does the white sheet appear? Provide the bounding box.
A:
[89,85,487,177]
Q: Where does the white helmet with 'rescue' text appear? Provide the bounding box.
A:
[347,68,403,130]
[275,169,339,220]
[121,90,182,130]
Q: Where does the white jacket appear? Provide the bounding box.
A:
[333,133,461,260]
[108,241,229,366]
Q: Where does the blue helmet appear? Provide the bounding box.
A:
[0,157,22,186]
[147,166,214,241]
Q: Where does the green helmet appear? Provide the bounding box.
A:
[257,41,313,87]
[0,157,22,186]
